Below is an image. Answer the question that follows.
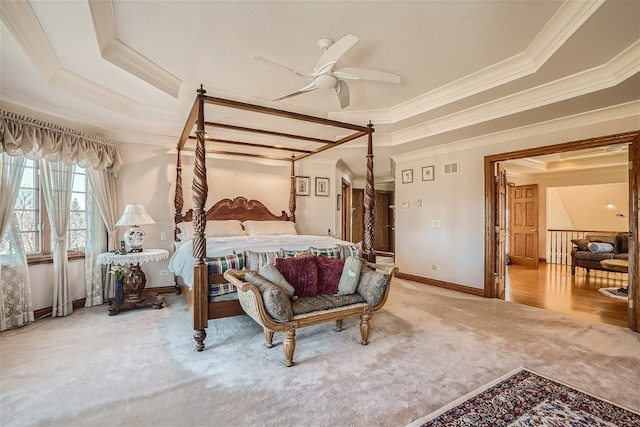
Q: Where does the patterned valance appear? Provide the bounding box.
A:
[0,110,122,174]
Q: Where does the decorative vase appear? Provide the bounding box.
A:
[115,278,124,302]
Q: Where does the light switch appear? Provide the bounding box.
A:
[430,220,441,228]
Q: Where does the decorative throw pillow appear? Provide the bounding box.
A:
[244,272,293,323]
[339,243,363,259]
[337,256,363,295]
[570,239,589,251]
[259,264,296,298]
[588,242,614,253]
[275,256,318,297]
[355,270,390,307]
[245,250,279,270]
[310,246,341,259]
[279,249,313,259]
[205,253,245,275]
[316,256,346,295]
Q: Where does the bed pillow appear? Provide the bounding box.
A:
[310,246,341,259]
[176,220,245,241]
[337,256,363,295]
[275,256,318,297]
[207,220,245,237]
[316,256,345,295]
[245,250,280,270]
[588,242,614,253]
[176,222,194,242]
[243,220,297,236]
[258,264,296,298]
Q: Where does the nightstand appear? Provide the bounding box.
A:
[97,249,169,315]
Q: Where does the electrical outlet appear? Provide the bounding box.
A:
[430,220,441,228]
[159,270,168,276]
[160,232,167,241]
[431,265,439,270]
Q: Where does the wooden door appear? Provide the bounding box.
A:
[341,179,351,241]
[352,189,364,244]
[509,184,539,268]
[495,163,507,299]
[374,192,391,252]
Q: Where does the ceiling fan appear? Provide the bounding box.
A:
[256,34,401,109]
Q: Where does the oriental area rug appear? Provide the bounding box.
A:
[407,367,640,427]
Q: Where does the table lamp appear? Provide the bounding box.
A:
[115,203,156,253]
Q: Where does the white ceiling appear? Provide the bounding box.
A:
[1,0,639,180]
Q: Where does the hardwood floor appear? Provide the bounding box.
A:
[506,263,629,327]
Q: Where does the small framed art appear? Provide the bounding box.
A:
[422,165,435,181]
[402,169,413,184]
[315,177,330,197]
[295,176,310,196]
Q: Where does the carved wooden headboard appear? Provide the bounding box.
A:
[175,196,290,241]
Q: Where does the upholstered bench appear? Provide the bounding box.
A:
[224,258,397,367]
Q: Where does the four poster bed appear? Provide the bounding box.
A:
[172,86,377,351]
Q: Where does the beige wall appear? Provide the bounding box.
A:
[393,115,638,290]
[26,112,638,309]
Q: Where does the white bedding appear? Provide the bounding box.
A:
[168,234,354,287]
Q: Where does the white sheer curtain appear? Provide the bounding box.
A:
[0,153,34,330]
[39,159,74,317]
[85,168,119,306]
[84,187,108,307]
[1,109,122,317]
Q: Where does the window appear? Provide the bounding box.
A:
[1,159,89,259]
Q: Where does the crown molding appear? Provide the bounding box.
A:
[331,0,604,125]
[391,100,640,163]
[1,0,141,116]
[390,41,640,146]
[0,0,60,79]
[88,0,182,98]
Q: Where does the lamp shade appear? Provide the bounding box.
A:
[115,204,155,253]
[115,204,156,226]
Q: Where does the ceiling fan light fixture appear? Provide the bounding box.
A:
[315,74,338,89]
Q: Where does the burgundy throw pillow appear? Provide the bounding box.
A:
[316,255,345,295]
[275,256,318,297]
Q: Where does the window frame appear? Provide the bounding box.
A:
[6,159,88,265]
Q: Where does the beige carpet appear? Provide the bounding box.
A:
[1,278,639,427]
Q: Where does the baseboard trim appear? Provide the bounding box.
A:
[34,298,87,320]
[32,287,175,320]
[395,271,485,297]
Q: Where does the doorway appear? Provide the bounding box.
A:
[484,131,639,331]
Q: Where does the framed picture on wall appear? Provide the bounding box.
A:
[422,165,435,181]
[315,177,330,197]
[295,176,310,196]
[402,169,413,184]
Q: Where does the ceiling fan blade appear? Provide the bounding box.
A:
[334,67,401,83]
[255,56,313,80]
[274,82,318,101]
[315,34,359,74]
[335,80,350,109]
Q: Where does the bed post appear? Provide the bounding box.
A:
[174,149,183,295]
[289,154,296,223]
[192,86,209,351]
[364,122,376,262]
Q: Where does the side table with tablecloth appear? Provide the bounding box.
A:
[96,249,169,315]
